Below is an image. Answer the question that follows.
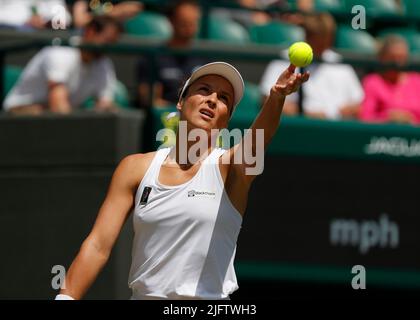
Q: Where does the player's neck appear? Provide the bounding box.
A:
[171,135,214,166]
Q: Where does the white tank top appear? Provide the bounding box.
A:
[128,146,243,300]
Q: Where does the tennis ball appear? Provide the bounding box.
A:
[288,42,313,67]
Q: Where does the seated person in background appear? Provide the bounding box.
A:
[211,0,274,28]
[0,0,71,30]
[70,0,143,29]
[136,0,207,109]
[260,12,364,120]
[295,0,313,11]
[279,0,314,25]
[359,35,420,126]
[3,16,122,115]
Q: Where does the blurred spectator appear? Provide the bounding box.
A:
[136,0,207,109]
[69,0,143,29]
[279,0,313,25]
[211,0,280,28]
[295,0,313,11]
[215,0,316,28]
[359,35,420,125]
[68,0,91,28]
[260,12,364,120]
[394,0,403,10]
[237,0,274,25]
[3,15,122,115]
[0,0,71,30]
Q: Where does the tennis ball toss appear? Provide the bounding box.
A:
[288,42,313,67]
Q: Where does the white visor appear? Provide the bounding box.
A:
[179,62,244,115]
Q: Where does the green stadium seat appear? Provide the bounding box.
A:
[124,11,172,40]
[314,0,344,13]
[249,21,305,46]
[207,17,250,44]
[335,25,377,53]
[3,65,22,98]
[402,0,420,18]
[343,0,401,17]
[113,80,131,108]
[378,28,420,54]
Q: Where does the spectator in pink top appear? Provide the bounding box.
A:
[359,35,420,125]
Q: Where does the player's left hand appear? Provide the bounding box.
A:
[270,64,310,98]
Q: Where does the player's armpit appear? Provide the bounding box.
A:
[60,153,151,299]
[89,154,149,252]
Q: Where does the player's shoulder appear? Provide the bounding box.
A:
[114,152,158,187]
[119,151,157,172]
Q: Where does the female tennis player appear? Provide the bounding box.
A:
[56,61,309,300]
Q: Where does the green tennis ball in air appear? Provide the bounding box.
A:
[288,42,313,67]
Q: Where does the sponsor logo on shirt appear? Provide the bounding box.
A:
[140,186,152,205]
[187,190,216,199]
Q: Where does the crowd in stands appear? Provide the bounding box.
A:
[260,12,364,120]
[1,0,420,126]
[136,0,207,109]
[3,15,121,115]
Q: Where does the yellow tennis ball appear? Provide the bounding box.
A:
[288,42,313,67]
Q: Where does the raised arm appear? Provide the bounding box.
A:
[248,65,309,151]
[58,154,145,299]
[224,64,309,184]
